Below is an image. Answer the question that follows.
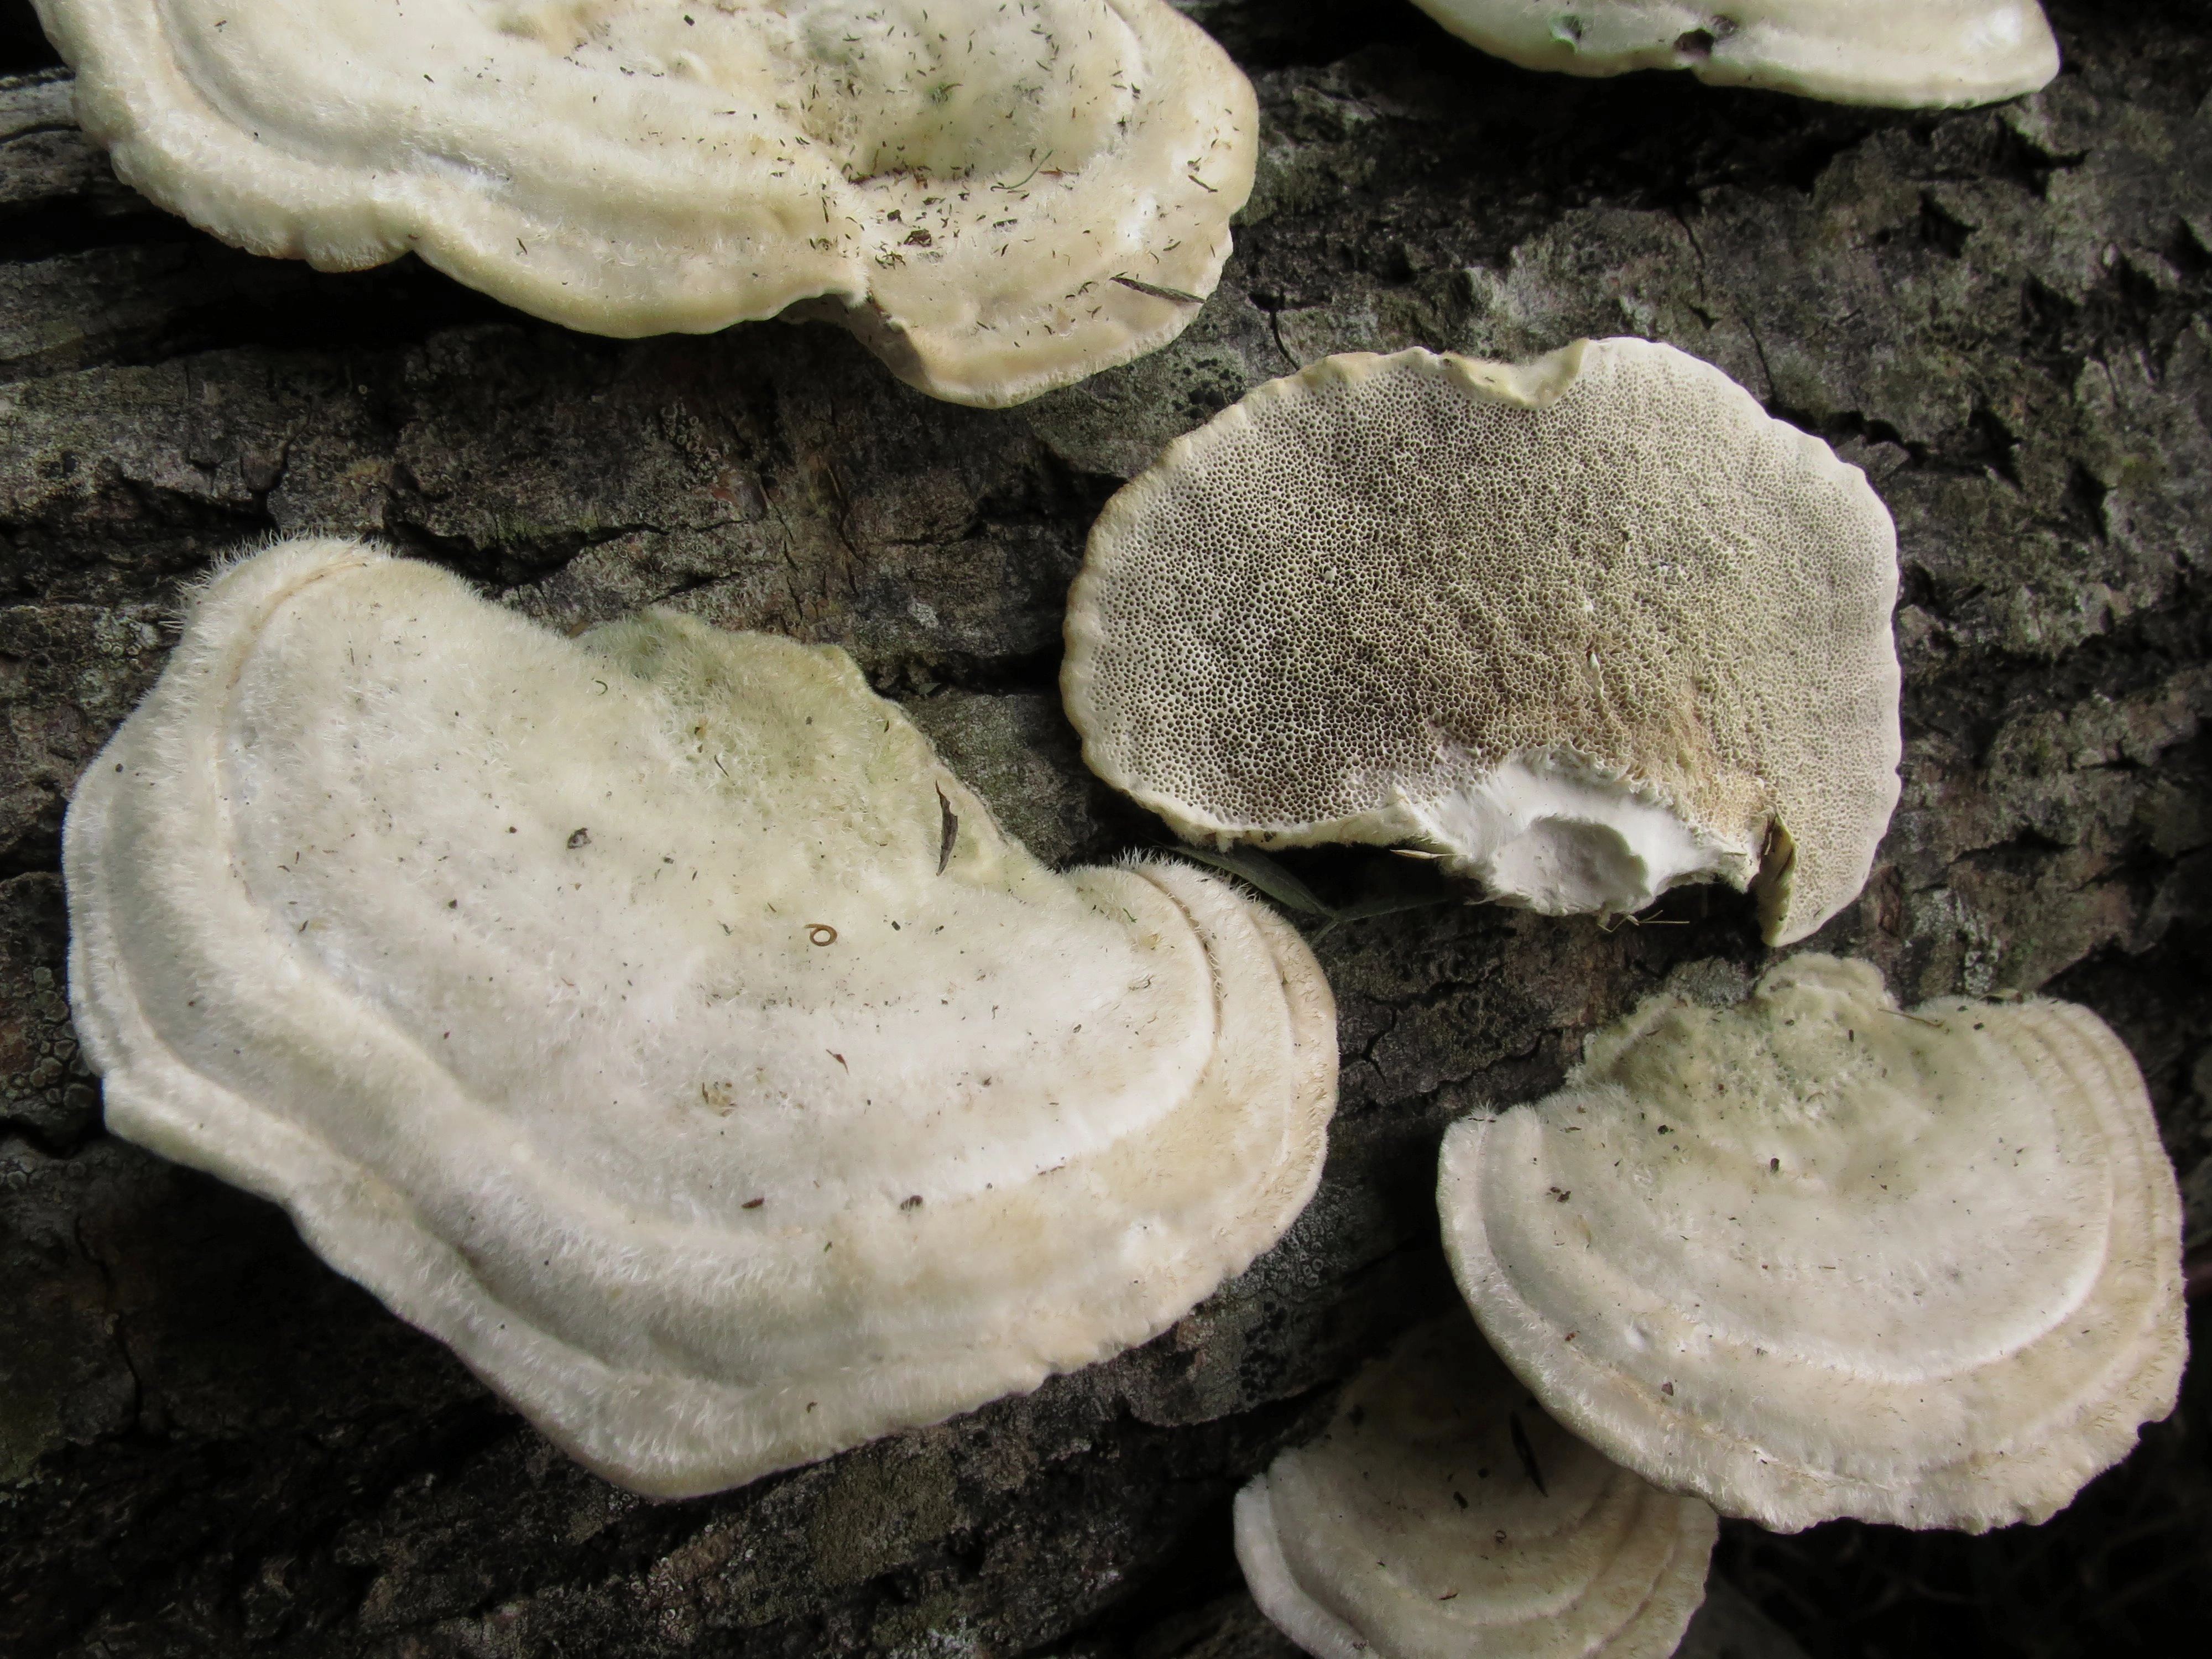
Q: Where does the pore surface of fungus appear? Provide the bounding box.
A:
[32,0,1254,405]
[1438,954,2186,1532]
[1235,1313,1716,1659]
[1409,2,2060,108]
[63,538,1335,1498]
[1062,338,1901,945]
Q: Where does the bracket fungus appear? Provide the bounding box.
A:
[62,538,1335,1498]
[1062,338,1901,945]
[1235,1313,1717,1659]
[1438,954,2186,1533]
[1408,2,2060,108]
[31,0,1255,405]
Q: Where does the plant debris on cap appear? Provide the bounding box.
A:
[1438,954,2186,1533]
[1409,1,2060,108]
[1062,338,1901,946]
[31,0,1254,406]
[1235,1313,1717,1659]
[62,538,1335,1499]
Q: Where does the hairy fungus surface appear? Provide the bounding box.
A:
[1410,2,2060,108]
[1235,1314,1716,1659]
[32,0,1254,405]
[1062,338,1901,945]
[1438,954,2186,1533]
[62,538,1335,1498]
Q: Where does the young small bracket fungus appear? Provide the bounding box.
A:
[1438,954,2187,1533]
[30,0,1255,406]
[1235,1313,1717,1659]
[1408,2,2060,108]
[63,538,1335,1498]
[1062,338,1901,945]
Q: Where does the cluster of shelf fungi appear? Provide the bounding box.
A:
[22,2,2192,1656]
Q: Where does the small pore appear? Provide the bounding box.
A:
[1674,17,1737,61]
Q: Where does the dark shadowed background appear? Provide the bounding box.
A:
[2,2,2208,1654]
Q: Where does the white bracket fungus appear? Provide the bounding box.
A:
[1235,1313,1717,1659]
[1062,338,1901,945]
[1438,954,2187,1533]
[63,538,1335,1498]
[1408,2,2060,108]
[30,0,1255,406]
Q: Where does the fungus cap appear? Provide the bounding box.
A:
[1235,1313,1717,1659]
[1438,954,2186,1532]
[30,0,1254,405]
[62,538,1335,1497]
[1410,2,2059,108]
[1062,339,1901,945]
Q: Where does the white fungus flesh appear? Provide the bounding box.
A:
[1062,339,1901,945]
[1410,2,2060,108]
[31,0,1255,406]
[1438,954,2187,1533]
[1235,1314,1717,1659]
[62,538,1335,1498]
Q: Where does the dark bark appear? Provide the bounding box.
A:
[2,3,2208,1655]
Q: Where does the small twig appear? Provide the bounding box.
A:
[1112,274,1203,305]
[1598,909,1688,933]
[993,149,1054,191]
[935,784,959,875]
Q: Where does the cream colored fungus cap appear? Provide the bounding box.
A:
[1438,954,2186,1533]
[1410,2,2059,108]
[31,0,1254,406]
[62,538,1335,1498]
[1062,338,1901,946]
[1235,1313,1717,1659]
